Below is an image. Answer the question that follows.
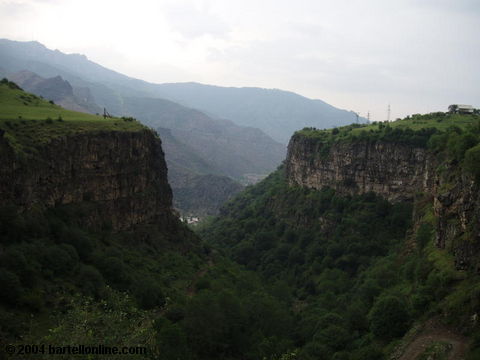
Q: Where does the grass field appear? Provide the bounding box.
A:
[296,112,480,139]
[351,113,480,134]
[0,81,146,155]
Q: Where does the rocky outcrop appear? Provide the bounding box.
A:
[0,129,173,231]
[286,134,437,202]
[286,133,480,270]
[434,172,480,270]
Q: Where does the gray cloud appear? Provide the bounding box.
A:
[164,3,230,39]
[0,0,478,120]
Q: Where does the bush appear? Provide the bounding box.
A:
[164,304,185,323]
[369,295,410,340]
[41,245,76,275]
[98,256,132,290]
[195,278,211,292]
[134,278,165,310]
[447,132,478,161]
[0,269,23,305]
[416,223,433,249]
[0,248,36,286]
[155,322,188,360]
[78,265,105,298]
[464,144,480,180]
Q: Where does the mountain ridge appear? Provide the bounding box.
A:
[0,38,365,143]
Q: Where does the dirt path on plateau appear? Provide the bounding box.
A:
[397,318,469,360]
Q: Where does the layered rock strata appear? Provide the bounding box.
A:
[0,129,173,231]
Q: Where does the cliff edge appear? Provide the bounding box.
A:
[286,118,480,270]
[0,80,173,231]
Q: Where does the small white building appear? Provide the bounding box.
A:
[448,104,474,114]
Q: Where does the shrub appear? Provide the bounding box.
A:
[464,144,480,180]
[0,269,23,305]
[41,245,76,275]
[0,248,36,286]
[195,278,211,292]
[134,278,165,310]
[165,304,186,323]
[99,256,132,290]
[369,295,410,340]
[78,265,105,298]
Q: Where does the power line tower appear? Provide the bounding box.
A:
[367,111,370,122]
[387,104,391,122]
[103,108,112,119]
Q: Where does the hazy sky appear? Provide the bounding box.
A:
[1,0,479,121]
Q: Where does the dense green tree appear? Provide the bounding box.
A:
[133,278,165,310]
[464,144,480,180]
[0,269,23,305]
[369,295,410,340]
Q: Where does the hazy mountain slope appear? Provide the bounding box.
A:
[157,127,244,216]
[152,82,363,143]
[122,96,285,179]
[173,173,244,216]
[0,49,125,115]
[0,39,150,96]
[156,127,222,176]
[0,39,285,176]
[0,39,364,143]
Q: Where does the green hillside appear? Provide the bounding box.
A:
[199,166,480,359]
[0,79,295,360]
[298,112,480,137]
[199,112,480,359]
[2,77,480,360]
[0,79,144,155]
[296,112,480,145]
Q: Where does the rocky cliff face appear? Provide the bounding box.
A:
[286,134,437,201]
[434,171,480,270]
[286,133,480,270]
[0,129,173,231]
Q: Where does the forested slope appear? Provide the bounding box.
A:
[200,113,480,359]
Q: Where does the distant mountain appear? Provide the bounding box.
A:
[156,127,221,176]
[0,39,364,143]
[173,173,244,217]
[152,83,365,143]
[155,127,244,215]
[0,39,285,176]
[123,97,285,179]
[0,39,284,216]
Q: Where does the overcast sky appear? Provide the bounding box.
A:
[1,0,479,121]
